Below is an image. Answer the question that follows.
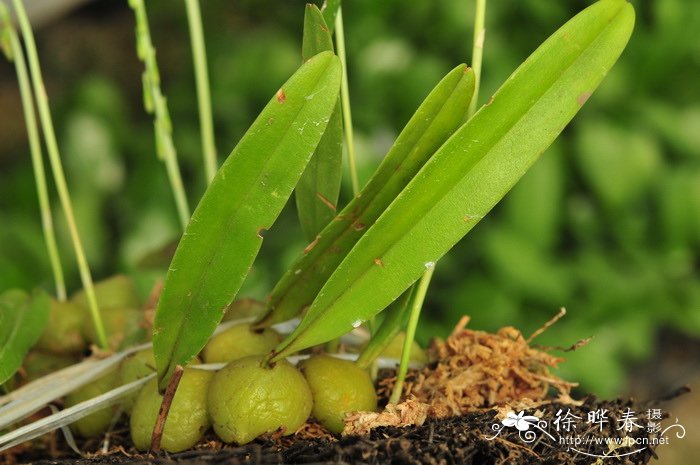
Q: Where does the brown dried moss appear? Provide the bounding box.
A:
[350,314,579,433]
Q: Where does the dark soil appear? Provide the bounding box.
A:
[15,395,676,465]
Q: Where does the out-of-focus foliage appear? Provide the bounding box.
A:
[0,0,698,395]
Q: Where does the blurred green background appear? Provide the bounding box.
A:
[0,0,699,400]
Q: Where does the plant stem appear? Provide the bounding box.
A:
[389,265,434,404]
[1,4,66,301]
[11,0,107,348]
[184,0,217,184]
[334,7,359,196]
[468,0,486,118]
[129,0,190,229]
[391,0,488,400]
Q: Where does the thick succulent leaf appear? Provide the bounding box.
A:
[296,4,343,241]
[0,289,50,385]
[273,0,635,358]
[153,51,341,389]
[320,0,340,33]
[355,285,414,369]
[257,64,475,328]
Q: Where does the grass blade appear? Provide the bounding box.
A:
[153,51,341,389]
[0,289,50,385]
[184,0,218,184]
[0,4,66,301]
[296,4,343,241]
[257,64,475,328]
[12,0,107,348]
[272,0,635,359]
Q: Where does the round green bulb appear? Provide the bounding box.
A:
[119,349,156,413]
[380,332,428,363]
[64,369,119,438]
[208,355,312,444]
[300,355,377,433]
[202,323,281,364]
[35,299,86,354]
[71,274,141,310]
[130,368,213,452]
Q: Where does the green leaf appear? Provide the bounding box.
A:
[0,289,51,385]
[257,64,475,328]
[296,4,343,241]
[273,0,635,359]
[153,51,341,389]
[355,285,414,369]
[320,0,340,33]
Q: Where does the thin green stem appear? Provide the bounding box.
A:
[389,265,434,404]
[11,0,107,348]
[184,0,217,184]
[468,0,486,118]
[1,4,66,301]
[129,0,190,229]
[334,7,359,196]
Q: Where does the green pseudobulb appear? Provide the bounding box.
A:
[207,356,312,444]
[130,368,213,452]
[202,323,281,364]
[119,349,156,413]
[35,299,87,354]
[64,369,119,438]
[300,355,377,433]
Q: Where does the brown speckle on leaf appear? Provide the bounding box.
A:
[276,89,286,103]
[257,227,268,239]
[316,192,337,212]
[304,236,320,254]
[374,258,384,267]
[577,92,592,106]
[353,221,365,231]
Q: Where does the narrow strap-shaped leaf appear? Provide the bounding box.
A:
[355,285,414,369]
[272,0,635,359]
[296,4,343,241]
[320,0,341,34]
[257,64,475,328]
[0,289,50,385]
[153,51,341,389]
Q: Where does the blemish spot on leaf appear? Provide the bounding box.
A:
[315,192,337,212]
[353,222,366,231]
[374,258,384,267]
[577,92,592,106]
[267,117,275,126]
[276,89,286,104]
[304,236,320,254]
[257,227,268,239]
[485,96,495,106]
